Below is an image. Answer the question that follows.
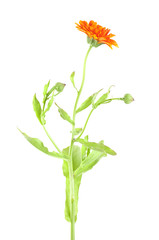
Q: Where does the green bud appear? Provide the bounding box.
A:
[54,82,66,93]
[123,94,134,104]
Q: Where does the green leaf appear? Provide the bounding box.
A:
[62,147,70,177]
[64,173,82,222]
[41,111,46,125]
[18,129,69,160]
[81,135,90,160]
[76,89,102,114]
[56,104,74,125]
[65,177,71,222]
[74,175,82,222]
[94,85,114,108]
[44,94,54,113]
[43,80,50,101]
[74,150,106,177]
[76,138,117,156]
[71,128,82,136]
[62,145,82,222]
[33,94,42,124]
[70,71,77,90]
[72,145,82,171]
[62,145,82,175]
[42,80,50,110]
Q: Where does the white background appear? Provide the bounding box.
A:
[0,0,159,239]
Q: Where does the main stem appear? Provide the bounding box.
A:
[69,45,92,240]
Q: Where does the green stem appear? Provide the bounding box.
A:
[105,97,124,102]
[76,108,94,141]
[68,45,92,240]
[42,125,61,153]
[68,159,75,240]
[76,97,123,141]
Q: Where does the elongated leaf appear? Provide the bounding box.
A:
[62,145,82,174]
[33,94,42,124]
[41,111,46,125]
[74,175,82,222]
[81,135,89,160]
[42,80,50,110]
[44,94,54,113]
[65,177,71,222]
[72,145,82,171]
[70,71,77,90]
[76,89,102,114]
[18,129,69,160]
[74,150,106,177]
[43,80,50,101]
[56,104,74,125]
[62,147,70,177]
[64,175,82,222]
[76,138,117,156]
[62,145,82,222]
[94,85,114,108]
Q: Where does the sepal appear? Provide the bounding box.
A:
[87,36,103,48]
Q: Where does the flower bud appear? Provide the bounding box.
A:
[55,82,66,93]
[123,94,134,104]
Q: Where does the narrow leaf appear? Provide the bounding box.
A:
[72,145,82,171]
[76,138,117,156]
[76,89,102,114]
[56,104,74,125]
[70,72,77,90]
[44,94,54,113]
[74,150,106,177]
[33,94,42,124]
[43,80,50,101]
[62,147,70,178]
[62,145,82,222]
[74,175,82,222]
[81,135,89,160]
[94,85,114,108]
[64,174,82,222]
[41,111,46,125]
[65,177,71,222]
[18,129,69,160]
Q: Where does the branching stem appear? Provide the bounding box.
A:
[68,45,92,240]
[76,108,94,141]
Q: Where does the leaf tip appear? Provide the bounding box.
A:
[17,127,21,132]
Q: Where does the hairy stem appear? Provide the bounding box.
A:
[42,125,61,153]
[68,45,92,240]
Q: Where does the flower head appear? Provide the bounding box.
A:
[76,20,118,49]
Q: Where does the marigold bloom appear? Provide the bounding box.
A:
[76,20,118,49]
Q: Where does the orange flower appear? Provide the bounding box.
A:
[76,20,118,49]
